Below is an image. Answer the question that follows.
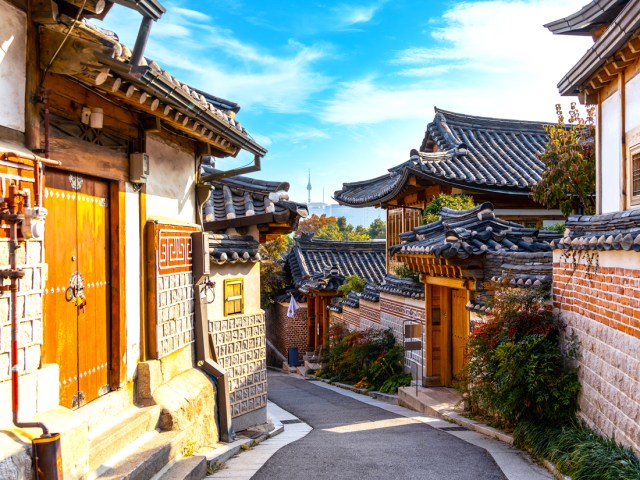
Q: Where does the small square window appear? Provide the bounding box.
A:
[224,279,243,316]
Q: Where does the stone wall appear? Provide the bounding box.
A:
[553,254,640,453]
[267,302,308,363]
[209,312,267,426]
[0,239,44,380]
[379,294,425,374]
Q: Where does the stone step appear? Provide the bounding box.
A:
[153,455,207,480]
[95,430,185,480]
[89,405,161,472]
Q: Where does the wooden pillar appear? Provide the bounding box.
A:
[426,284,433,377]
[441,287,452,387]
[25,1,42,151]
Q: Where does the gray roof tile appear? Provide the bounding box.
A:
[334,108,550,206]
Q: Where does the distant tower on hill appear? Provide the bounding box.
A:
[307,169,312,204]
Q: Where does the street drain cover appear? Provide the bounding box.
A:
[281,419,303,424]
[438,426,468,431]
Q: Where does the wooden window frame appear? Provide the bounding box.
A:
[224,278,244,316]
[630,142,640,207]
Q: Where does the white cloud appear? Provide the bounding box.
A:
[272,127,330,144]
[333,2,385,27]
[320,0,592,125]
[99,4,333,114]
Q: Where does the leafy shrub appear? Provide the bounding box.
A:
[337,274,366,296]
[422,193,475,224]
[514,419,640,480]
[543,222,566,233]
[460,287,580,429]
[324,324,407,392]
[393,263,419,281]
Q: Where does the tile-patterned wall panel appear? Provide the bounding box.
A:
[209,313,267,418]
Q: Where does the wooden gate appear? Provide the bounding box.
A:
[451,288,469,378]
[43,170,111,409]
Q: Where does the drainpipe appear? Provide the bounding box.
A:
[194,282,234,442]
[131,16,153,67]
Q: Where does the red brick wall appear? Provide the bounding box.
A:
[267,302,308,363]
[553,263,640,339]
[553,258,640,453]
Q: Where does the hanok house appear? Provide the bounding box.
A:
[198,160,307,430]
[268,235,386,365]
[389,202,559,387]
[546,0,640,453]
[0,0,285,477]
[334,107,564,272]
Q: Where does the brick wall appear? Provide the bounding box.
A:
[209,312,267,419]
[266,302,308,363]
[0,239,44,380]
[554,256,640,453]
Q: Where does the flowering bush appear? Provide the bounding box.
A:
[460,287,580,429]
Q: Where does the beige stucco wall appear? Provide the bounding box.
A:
[145,134,196,223]
[209,262,261,315]
[0,0,26,132]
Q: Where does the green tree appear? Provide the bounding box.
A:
[532,103,595,216]
[316,218,370,241]
[422,193,475,224]
[368,218,386,239]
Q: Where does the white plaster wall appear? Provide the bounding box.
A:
[125,186,141,379]
[625,73,640,133]
[600,92,622,214]
[145,135,195,223]
[0,0,26,132]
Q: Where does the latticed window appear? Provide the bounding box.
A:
[632,150,640,203]
[224,279,243,316]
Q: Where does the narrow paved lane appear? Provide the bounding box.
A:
[253,372,506,480]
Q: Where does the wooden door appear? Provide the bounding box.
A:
[43,170,111,409]
[451,288,469,378]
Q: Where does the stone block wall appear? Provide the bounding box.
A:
[266,302,308,363]
[209,313,267,421]
[0,239,44,381]
[553,255,640,454]
[380,294,425,374]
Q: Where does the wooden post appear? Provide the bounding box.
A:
[426,284,433,377]
[109,181,127,387]
[25,1,41,151]
[441,286,452,387]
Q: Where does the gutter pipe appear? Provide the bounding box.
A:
[194,282,234,443]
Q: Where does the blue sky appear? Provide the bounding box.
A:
[99,0,592,205]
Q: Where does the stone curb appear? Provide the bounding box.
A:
[305,375,399,405]
[202,412,284,468]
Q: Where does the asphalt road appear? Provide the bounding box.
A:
[253,373,507,480]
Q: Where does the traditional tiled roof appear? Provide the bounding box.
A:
[333,108,549,206]
[42,14,265,158]
[209,234,260,264]
[486,251,553,288]
[377,274,425,300]
[285,234,386,291]
[552,209,640,251]
[201,158,308,234]
[360,283,381,303]
[466,300,493,314]
[544,0,626,36]
[547,0,640,97]
[391,202,559,259]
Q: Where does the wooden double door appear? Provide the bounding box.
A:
[43,169,111,409]
[427,285,469,387]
